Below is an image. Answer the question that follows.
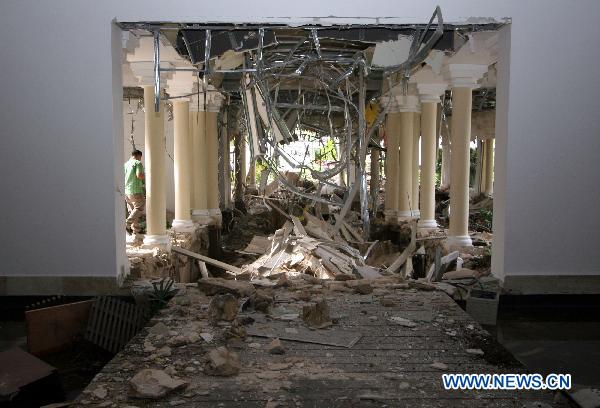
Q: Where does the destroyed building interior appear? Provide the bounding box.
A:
[1,2,600,408]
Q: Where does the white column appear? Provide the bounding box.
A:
[483,138,494,196]
[142,85,168,246]
[190,99,210,224]
[444,64,488,247]
[380,96,400,222]
[416,83,447,230]
[205,91,225,224]
[171,100,193,231]
[397,96,420,220]
[412,112,421,217]
[440,125,451,190]
[167,71,196,231]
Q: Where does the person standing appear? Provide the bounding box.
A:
[124,149,145,234]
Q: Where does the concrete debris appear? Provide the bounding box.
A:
[128,369,188,399]
[427,251,459,282]
[240,216,377,281]
[198,277,255,298]
[92,385,108,399]
[466,348,484,356]
[345,279,373,294]
[208,293,239,322]
[389,316,417,327]
[267,338,286,354]
[206,347,241,376]
[443,268,481,280]
[569,388,600,408]
[249,289,274,313]
[430,362,448,370]
[302,298,333,329]
[148,322,170,335]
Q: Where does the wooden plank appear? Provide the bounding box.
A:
[386,222,417,274]
[246,321,362,348]
[172,246,242,274]
[198,260,210,279]
[25,299,94,355]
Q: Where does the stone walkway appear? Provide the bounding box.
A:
[73,276,568,407]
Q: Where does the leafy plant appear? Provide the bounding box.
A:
[148,278,177,312]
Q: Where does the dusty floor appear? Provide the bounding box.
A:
[72,276,569,408]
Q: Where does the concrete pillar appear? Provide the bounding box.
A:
[444,64,488,247]
[190,104,210,224]
[247,156,256,189]
[412,112,421,217]
[440,121,451,190]
[483,138,494,195]
[205,92,224,224]
[473,138,484,196]
[383,110,400,222]
[370,128,381,211]
[171,100,193,231]
[142,86,168,246]
[416,83,446,230]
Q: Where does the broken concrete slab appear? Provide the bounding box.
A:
[206,347,241,376]
[198,278,255,298]
[249,289,274,313]
[128,369,187,399]
[302,298,333,329]
[267,338,286,355]
[443,268,481,280]
[345,279,373,294]
[208,293,239,322]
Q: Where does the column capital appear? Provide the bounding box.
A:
[206,91,225,113]
[417,83,447,104]
[189,86,225,112]
[129,61,174,86]
[380,95,420,113]
[166,70,196,100]
[443,64,488,89]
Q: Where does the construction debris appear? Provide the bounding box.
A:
[208,294,239,322]
[197,277,255,298]
[266,338,286,355]
[206,347,241,376]
[301,299,332,329]
[128,369,188,399]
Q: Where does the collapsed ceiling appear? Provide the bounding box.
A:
[119,7,502,237]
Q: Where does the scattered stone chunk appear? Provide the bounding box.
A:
[466,348,484,356]
[250,289,274,313]
[148,322,170,336]
[388,316,417,328]
[380,298,396,307]
[430,362,448,370]
[198,277,255,297]
[443,269,481,280]
[334,274,355,281]
[345,279,373,294]
[206,346,241,376]
[208,293,239,322]
[128,369,188,399]
[92,385,108,399]
[302,298,332,329]
[267,338,286,355]
[274,274,289,288]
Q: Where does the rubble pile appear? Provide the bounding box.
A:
[238,210,381,281]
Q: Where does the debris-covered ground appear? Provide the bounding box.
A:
[72,276,569,407]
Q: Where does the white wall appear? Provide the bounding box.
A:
[1,0,599,292]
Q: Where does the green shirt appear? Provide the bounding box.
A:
[124,158,144,195]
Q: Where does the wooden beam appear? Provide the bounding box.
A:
[172,246,242,274]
